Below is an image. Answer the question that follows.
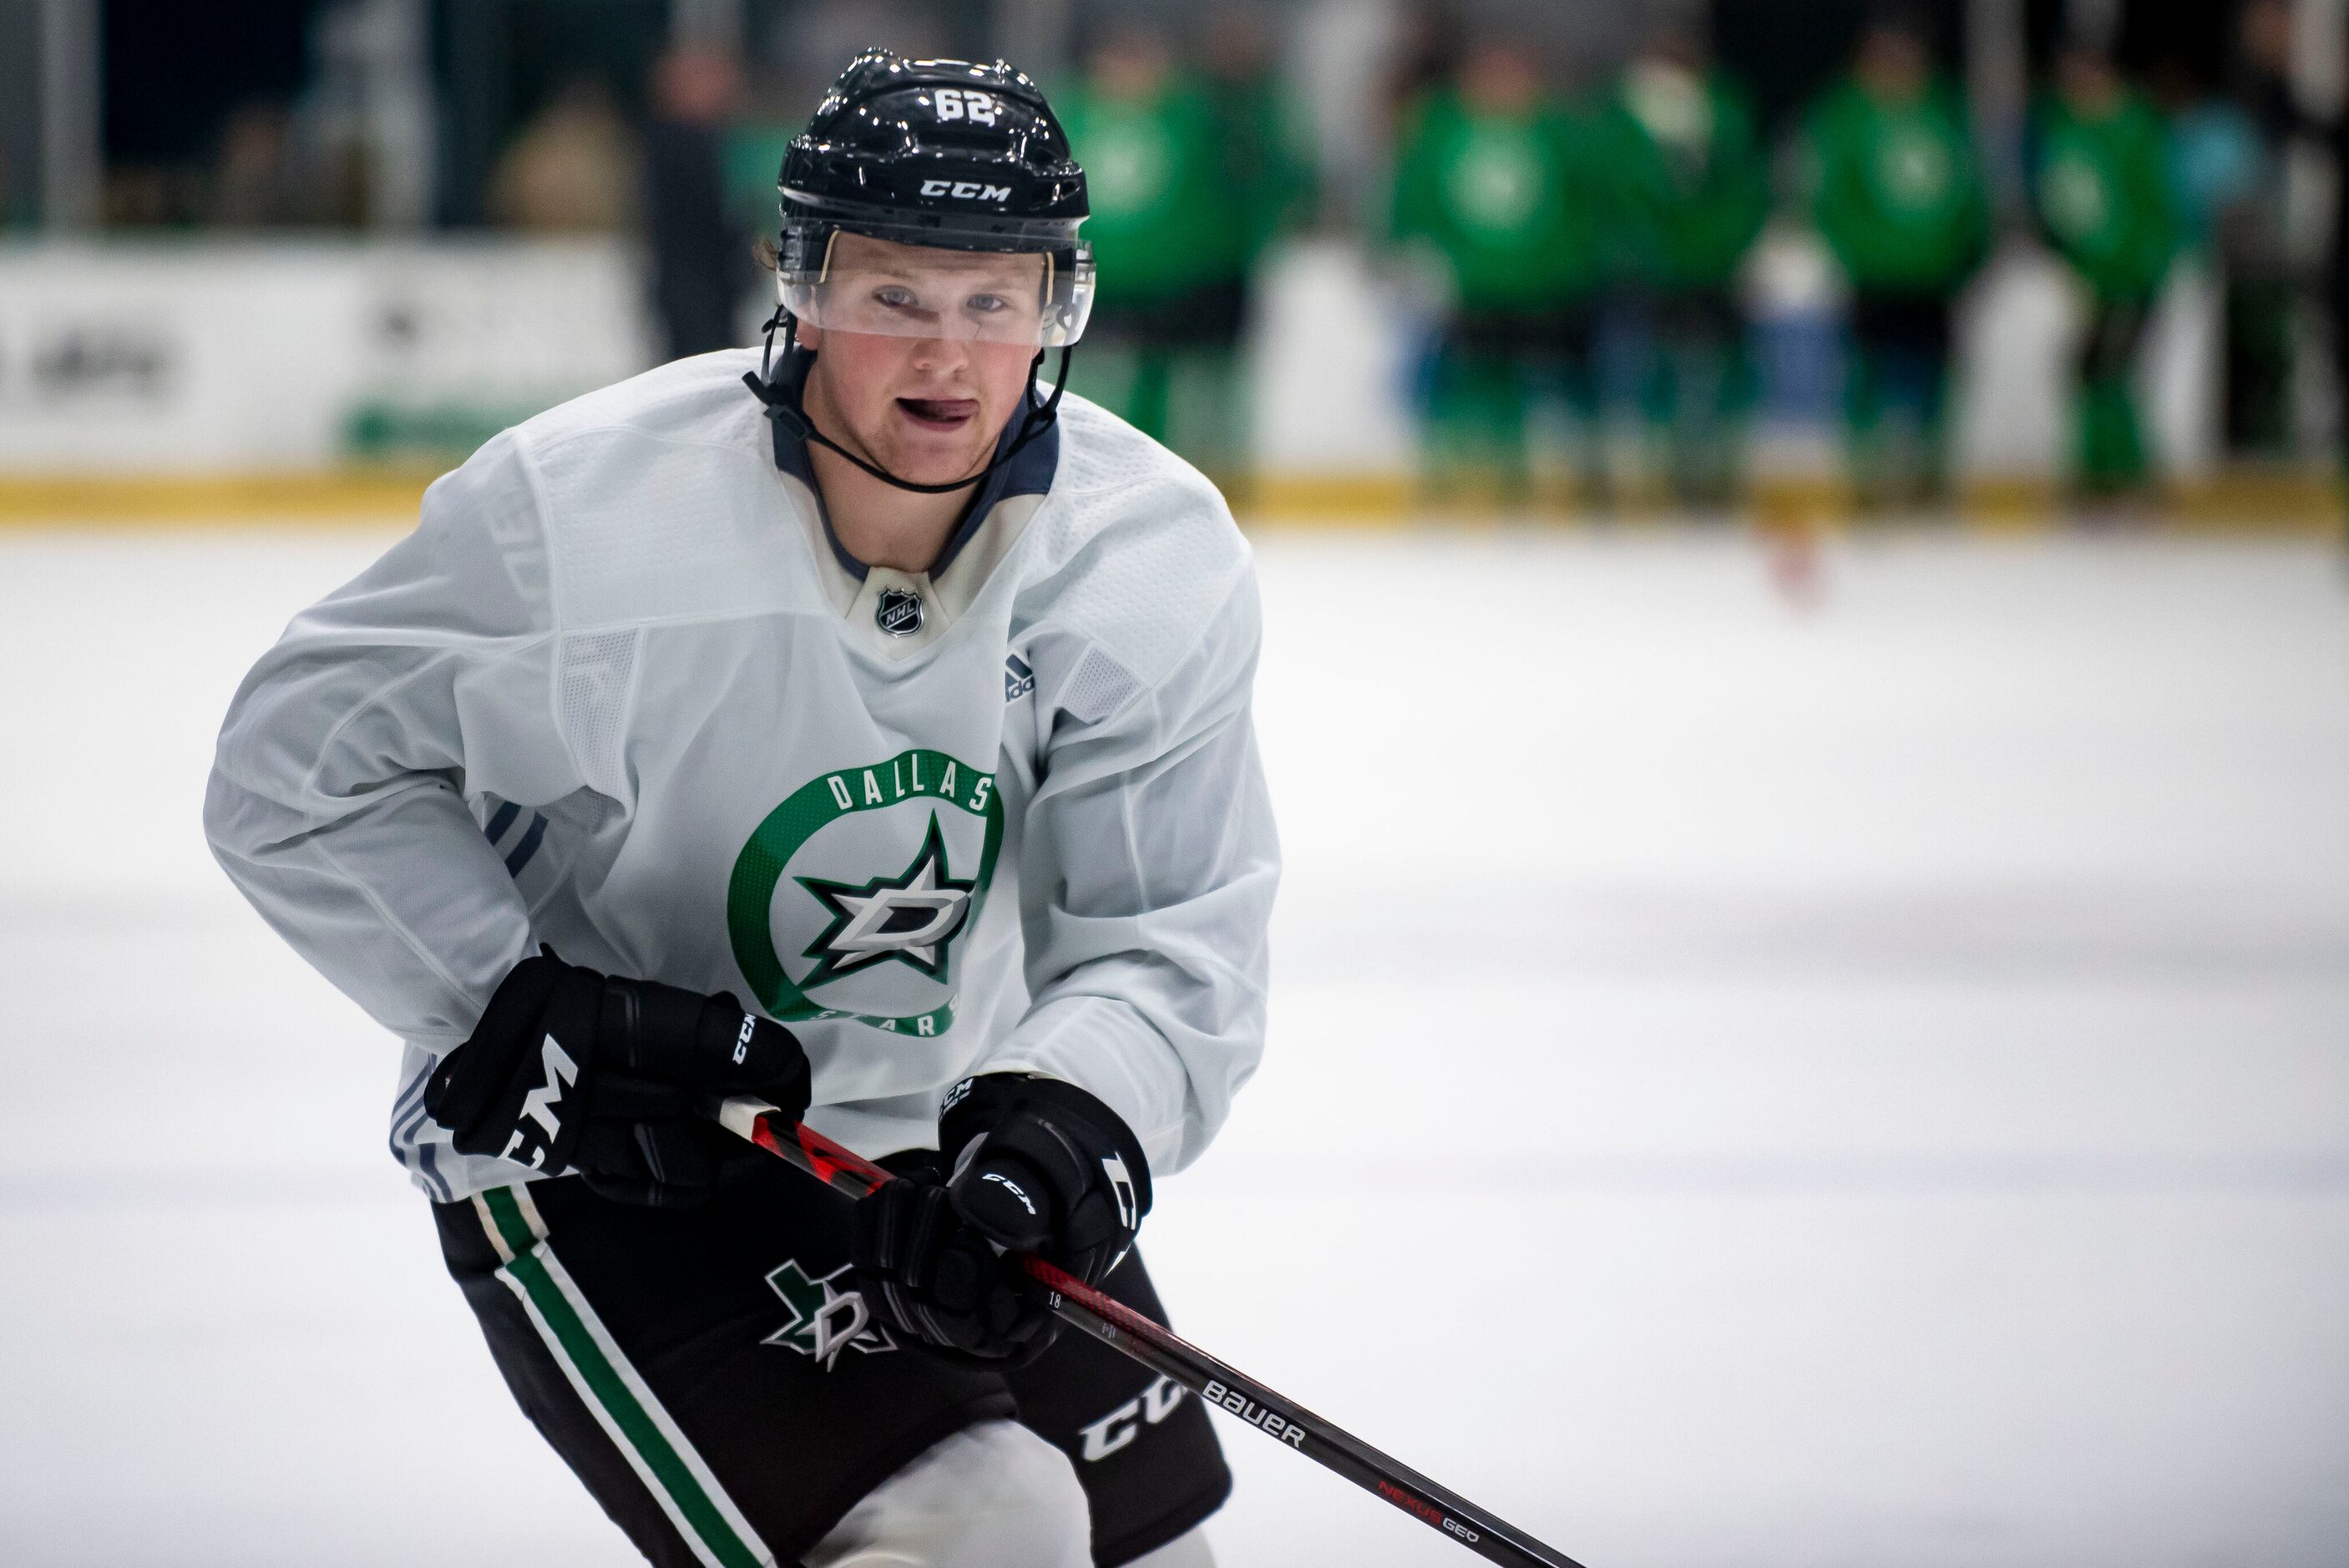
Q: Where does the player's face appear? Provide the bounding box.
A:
[797,234,1045,488]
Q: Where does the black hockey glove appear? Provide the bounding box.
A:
[423,950,811,1207]
[939,1073,1152,1286]
[851,1175,1056,1363]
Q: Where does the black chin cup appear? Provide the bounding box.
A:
[742,310,1068,497]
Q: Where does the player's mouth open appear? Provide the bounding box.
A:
[896,397,977,432]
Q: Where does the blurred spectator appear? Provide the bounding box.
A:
[2260,15,2349,491]
[2149,0,2296,460]
[489,77,641,235]
[2206,0,2306,459]
[1056,26,1255,478]
[1381,7,1466,146]
[1203,12,1318,254]
[1595,24,1769,508]
[2028,43,2178,503]
[211,104,306,228]
[1389,38,1605,503]
[2154,61,2265,250]
[226,109,371,232]
[1801,12,1991,510]
[644,46,747,362]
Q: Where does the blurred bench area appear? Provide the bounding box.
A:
[5,0,2349,530]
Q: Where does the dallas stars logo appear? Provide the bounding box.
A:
[795,812,975,987]
[762,1259,897,1370]
[726,747,1004,1036]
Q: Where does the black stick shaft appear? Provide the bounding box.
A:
[714,1097,1587,1568]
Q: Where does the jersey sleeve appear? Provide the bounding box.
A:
[974,565,1279,1177]
[203,431,578,1045]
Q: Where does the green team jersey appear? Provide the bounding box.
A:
[1056,77,1245,303]
[1804,78,1991,295]
[1593,67,1769,292]
[1389,89,1604,312]
[2029,91,2177,301]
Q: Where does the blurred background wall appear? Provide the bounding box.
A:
[3,0,2348,528]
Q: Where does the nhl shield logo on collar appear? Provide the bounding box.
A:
[876,587,924,637]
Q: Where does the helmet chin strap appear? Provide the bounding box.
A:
[742,309,1071,497]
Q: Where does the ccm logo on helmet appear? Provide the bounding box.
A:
[920,178,1012,202]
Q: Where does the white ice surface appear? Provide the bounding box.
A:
[2,526,2345,1565]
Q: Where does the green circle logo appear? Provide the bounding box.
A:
[727,748,1004,1038]
[1449,126,1545,235]
[1087,120,1173,218]
[1876,129,1952,215]
[2041,154,2109,245]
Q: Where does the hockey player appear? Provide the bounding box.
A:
[1802,13,1992,508]
[2028,43,2178,502]
[1389,38,1607,504]
[205,51,1275,1568]
[1054,26,1254,477]
[1594,24,1770,508]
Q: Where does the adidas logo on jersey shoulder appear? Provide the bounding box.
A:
[1004,655,1035,702]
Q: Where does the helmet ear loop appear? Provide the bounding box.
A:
[757,223,826,386]
[744,306,812,438]
[757,305,792,385]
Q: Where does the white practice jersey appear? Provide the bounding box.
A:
[205,351,1278,1201]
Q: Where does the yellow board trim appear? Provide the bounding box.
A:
[0,466,2339,535]
[0,469,443,526]
[1246,471,2346,535]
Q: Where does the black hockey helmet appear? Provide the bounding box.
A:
[745,49,1095,495]
[774,51,1095,347]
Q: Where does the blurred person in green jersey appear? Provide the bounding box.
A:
[1595,23,1770,509]
[1204,13,1317,274]
[1389,37,1607,505]
[2028,42,2179,503]
[1056,25,1258,481]
[1201,11,1319,494]
[1802,11,1991,510]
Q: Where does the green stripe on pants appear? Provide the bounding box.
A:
[481,1186,771,1568]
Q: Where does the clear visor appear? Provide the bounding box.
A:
[779,229,1095,347]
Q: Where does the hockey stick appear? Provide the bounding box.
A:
[714,1096,1587,1568]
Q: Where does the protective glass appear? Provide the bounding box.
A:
[779,228,1095,347]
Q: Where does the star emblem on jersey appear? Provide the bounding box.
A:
[727,746,1004,1038]
[795,812,975,987]
[762,1259,897,1369]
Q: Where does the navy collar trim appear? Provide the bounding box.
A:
[762,352,1061,582]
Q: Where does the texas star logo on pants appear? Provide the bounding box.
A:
[762,1259,898,1370]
